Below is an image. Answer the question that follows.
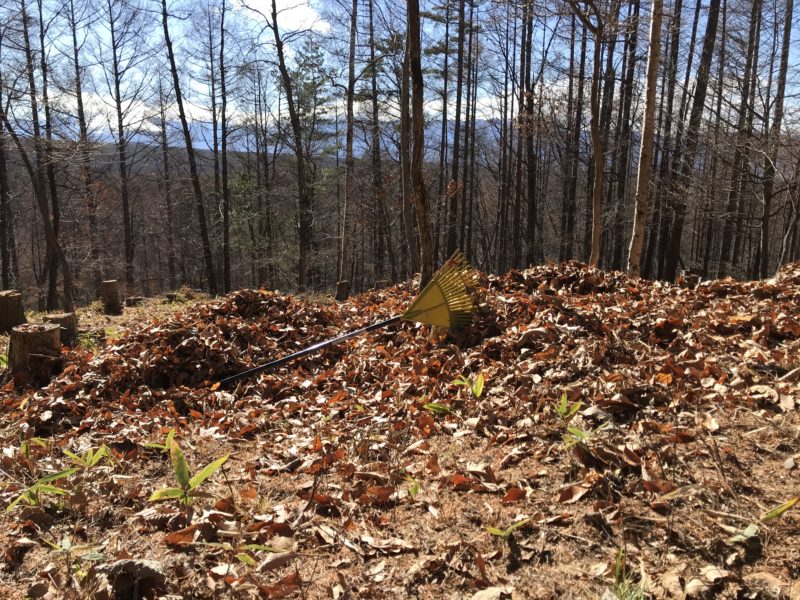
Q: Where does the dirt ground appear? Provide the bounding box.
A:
[1,264,798,599]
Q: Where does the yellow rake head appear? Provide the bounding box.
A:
[402,251,475,329]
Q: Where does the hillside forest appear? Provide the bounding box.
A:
[0,0,799,309]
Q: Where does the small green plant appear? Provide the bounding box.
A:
[42,535,107,584]
[0,353,7,368]
[144,428,177,454]
[149,440,229,506]
[555,391,582,422]
[454,372,485,398]
[423,401,452,416]
[612,548,647,600]
[406,475,421,498]
[486,517,531,541]
[201,541,276,567]
[563,422,608,450]
[64,445,112,470]
[76,331,102,352]
[19,437,49,458]
[6,468,78,512]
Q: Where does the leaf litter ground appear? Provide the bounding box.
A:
[1,263,799,599]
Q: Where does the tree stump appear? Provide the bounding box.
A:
[98,280,122,315]
[0,290,27,333]
[335,280,350,301]
[125,296,144,307]
[8,323,62,383]
[44,312,79,346]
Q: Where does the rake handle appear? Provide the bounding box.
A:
[217,315,401,387]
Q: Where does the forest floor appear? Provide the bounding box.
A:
[0,263,799,600]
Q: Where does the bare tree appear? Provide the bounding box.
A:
[627,0,662,277]
[160,0,217,293]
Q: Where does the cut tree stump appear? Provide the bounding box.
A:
[335,280,350,301]
[98,280,122,315]
[44,312,79,346]
[0,290,27,333]
[8,323,62,382]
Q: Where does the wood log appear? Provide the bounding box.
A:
[125,296,144,307]
[0,290,27,333]
[98,280,122,315]
[44,312,79,346]
[8,323,61,382]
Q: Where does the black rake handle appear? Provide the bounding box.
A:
[216,315,401,388]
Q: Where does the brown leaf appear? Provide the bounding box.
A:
[501,487,526,504]
[558,484,591,504]
[165,525,198,547]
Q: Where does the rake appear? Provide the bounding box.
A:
[215,251,475,388]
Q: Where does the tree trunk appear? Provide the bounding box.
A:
[38,0,60,310]
[611,0,639,270]
[760,0,792,278]
[407,0,433,286]
[161,0,217,294]
[0,86,9,290]
[662,0,721,281]
[158,80,177,291]
[337,0,358,299]
[400,40,419,276]
[447,0,466,256]
[68,0,100,286]
[220,0,231,293]
[13,0,73,312]
[369,0,393,282]
[627,0,662,277]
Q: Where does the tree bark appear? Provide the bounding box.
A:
[760,0,792,278]
[337,0,358,299]
[447,0,466,256]
[627,0,662,277]
[407,0,433,286]
[662,0,721,281]
[220,0,231,292]
[161,0,217,294]
[68,0,100,286]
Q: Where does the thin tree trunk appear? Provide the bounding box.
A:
[268,0,313,290]
[161,0,217,293]
[0,55,9,290]
[760,0,792,278]
[512,2,529,267]
[718,0,761,277]
[220,0,231,292]
[611,0,639,270]
[435,0,450,265]
[38,0,59,309]
[662,0,721,281]
[447,0,466,256]
[68,0,100,286]
[158,80,177,290]
[368,0,393,282]
[407,0,433,285]
[643,0,681,278]
[627,0,662,277]
[338,0,358,298]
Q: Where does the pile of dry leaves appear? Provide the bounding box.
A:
[0,262,798,599]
